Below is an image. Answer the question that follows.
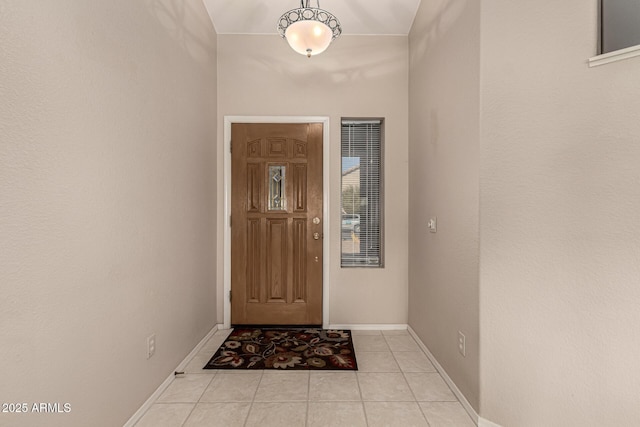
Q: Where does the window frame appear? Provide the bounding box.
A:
[600,0,640,54]
[590,0,640,67]
[340,118,385,268]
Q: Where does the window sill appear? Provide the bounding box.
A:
[589,44,640,67]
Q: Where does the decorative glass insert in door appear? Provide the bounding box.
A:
[268,165,287,210]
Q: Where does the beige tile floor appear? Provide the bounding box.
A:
[134,329,476,427]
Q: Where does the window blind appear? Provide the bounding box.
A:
[340,119,384,267]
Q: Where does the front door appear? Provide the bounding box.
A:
[231,123,323,325]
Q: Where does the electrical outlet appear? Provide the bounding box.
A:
[147,334,156,359]
[458,331,466,357]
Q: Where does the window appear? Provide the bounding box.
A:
[601,0,640,54]
[341,119,384,267]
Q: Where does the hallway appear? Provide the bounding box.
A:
[134,329,475,426]
[4,1,639,425]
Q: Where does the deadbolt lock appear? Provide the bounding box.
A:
[313,232,320,240]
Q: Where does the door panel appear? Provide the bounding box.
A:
[231,123,323,325]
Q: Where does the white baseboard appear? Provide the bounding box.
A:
[478,417,502,427]
[329,323,408,331]
[407,326,481,426]
[123,324,221,427]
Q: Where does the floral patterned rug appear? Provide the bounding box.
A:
[203,328,358,370]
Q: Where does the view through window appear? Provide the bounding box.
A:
[341,119,384,267]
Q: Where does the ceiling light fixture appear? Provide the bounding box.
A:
[277,0,342,58]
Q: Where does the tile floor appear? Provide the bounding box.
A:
[134,329,476,427]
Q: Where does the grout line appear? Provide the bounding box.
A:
[163,397,461,404]
[240,400,252,427]
[401,369,434,427]
[362,399,438,402]
[351,338,368,427]
[196,374,216,403]
[354,366,369,426]
[177,373,217,427]
[179,401,198,427]
[418,402,434,427]
[407,327,479,425]
[305,370,311,426]
[242,370,263,427]
[389,334,434,427]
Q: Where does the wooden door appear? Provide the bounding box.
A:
[231,123,323,325]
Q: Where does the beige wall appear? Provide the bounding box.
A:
[408,0,481,411]
[216,34,409,325]
[0,1,217,426]
[409,1,640,423]
[6,1,637,425]
[480,1,640,425]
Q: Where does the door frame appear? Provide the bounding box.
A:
[223,116,331,329]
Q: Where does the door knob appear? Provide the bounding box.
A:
[313,217,321,225]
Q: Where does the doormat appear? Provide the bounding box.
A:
[203,328,358,370]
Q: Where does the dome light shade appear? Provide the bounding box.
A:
[277,1,342,58]
[285,20,333,57]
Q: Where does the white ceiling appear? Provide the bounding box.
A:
[202,0,422,36]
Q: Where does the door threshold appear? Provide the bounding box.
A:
[231,324,323,329]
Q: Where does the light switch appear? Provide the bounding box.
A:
[428,217,437,233]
